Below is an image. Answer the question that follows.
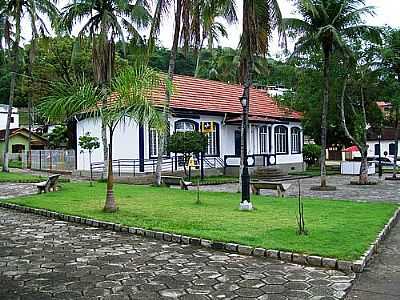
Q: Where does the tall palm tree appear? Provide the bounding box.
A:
[191,0,237,77]
[284,0,379,188]
[1,0,59,172]
[61,0,152,175]
[149,0,238,186]
[239,0,284,201]
[40,65,166,212]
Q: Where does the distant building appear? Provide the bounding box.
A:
[376,101,393,119]
[0,104,19,130]
[0,128,48,163]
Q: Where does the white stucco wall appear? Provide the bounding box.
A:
[76,114,304,171]
[0,105,19,130]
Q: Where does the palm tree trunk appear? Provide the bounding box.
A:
[155,0,183,186]
[2,3,21,172]
[104,126,117,212]
[320,48,331,187]
[194,38,205,78]
[393,108,399,178]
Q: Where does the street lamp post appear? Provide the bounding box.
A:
[239,95,252,210]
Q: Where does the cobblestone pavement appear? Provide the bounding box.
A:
[0,208,355,300]
[346,221,400,300]
[194,175,400,203]
[0,183,36,200]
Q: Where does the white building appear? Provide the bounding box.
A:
[365,128,400,158]
[76,75,304,174]
[0,104,19,130]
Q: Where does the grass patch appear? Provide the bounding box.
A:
[0,172,46,183]
[186,175,238,185]
[9,182,397,260]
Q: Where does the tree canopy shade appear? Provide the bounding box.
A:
[39,65,168,212]
[284,0,381,188]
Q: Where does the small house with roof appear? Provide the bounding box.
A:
[76,76,304,174]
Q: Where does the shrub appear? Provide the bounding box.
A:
[303,144,321,166]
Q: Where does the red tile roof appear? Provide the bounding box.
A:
[151,75,302,121]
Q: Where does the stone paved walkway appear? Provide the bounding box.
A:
[0,183,36,200]
[194,176,400,203]
[0,208,354,300]
[346,221,400,300]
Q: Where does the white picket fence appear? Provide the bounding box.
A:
[21,150,76,171]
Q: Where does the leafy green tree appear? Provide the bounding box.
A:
[166,131,208,175]
[1,0,59,172]
[303,144,321,166]
[47,125,69,149]
[79,133,100,186]
[284,0,380,188]
[39,65,166,213]
[380,29,400,178]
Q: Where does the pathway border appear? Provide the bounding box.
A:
[0,201,398,274]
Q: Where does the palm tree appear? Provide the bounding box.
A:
[40,65,166,212]
[192,0,237,77]
[284,0,379,188]
[61,0,152,175]
[1,0,59,172]
[239,0,285,201]
[149,0,238,186]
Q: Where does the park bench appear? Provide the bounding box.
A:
[250,181,291,197]
[36,174,61,194]
[161,176,192,190]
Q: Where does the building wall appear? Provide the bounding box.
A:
[0,105,19,130]
[76,115,303,171]
[352,140,400,158]
[0,135,29,163]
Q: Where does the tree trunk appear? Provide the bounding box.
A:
[103,127,117,212]
[194,38,205,78]
[2,3,21,172]
[155,0,183,186]
[320,48,331,187]
[359,151,369,185]
[393,108,399,178]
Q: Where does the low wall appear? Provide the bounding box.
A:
[225,163,306,177]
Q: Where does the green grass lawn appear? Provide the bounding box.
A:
[0,171,45,183]
[290,166,341,177]
[186,175,238,185]
[8,182,398,260]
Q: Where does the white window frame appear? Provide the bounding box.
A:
[291,127,301,154]
[203,122,218,156]
[274,125,288,154]
[259,126,269,154]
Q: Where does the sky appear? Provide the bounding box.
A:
[156,0,400,56]
[20,0,400,55]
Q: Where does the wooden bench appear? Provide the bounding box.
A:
[161,176,192,190]
[36,174,61,194]
[250,181,291,197]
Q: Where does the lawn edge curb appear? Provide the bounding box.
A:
[1,202,398,273]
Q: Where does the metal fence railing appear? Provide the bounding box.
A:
[22,150,76,172]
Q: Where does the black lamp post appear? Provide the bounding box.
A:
[240,95,251,208]
[378,129,383,179]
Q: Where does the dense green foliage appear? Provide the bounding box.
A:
[167,131,208,161]
[9,181,398,260]
[303,144,321,166]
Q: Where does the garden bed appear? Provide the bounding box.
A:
[7,182,398,262]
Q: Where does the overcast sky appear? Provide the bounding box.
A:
[156,0,400,56]
[21,0,400,56]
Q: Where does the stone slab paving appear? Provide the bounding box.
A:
[0,208,355,300]
[346,221,400,300]
[0,183,36,200]
[194,176,400,203]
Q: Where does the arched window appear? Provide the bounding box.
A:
[259,126,269,154]
[291,127,301,154]
[274,125,288,154]
[175,120,197,132]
